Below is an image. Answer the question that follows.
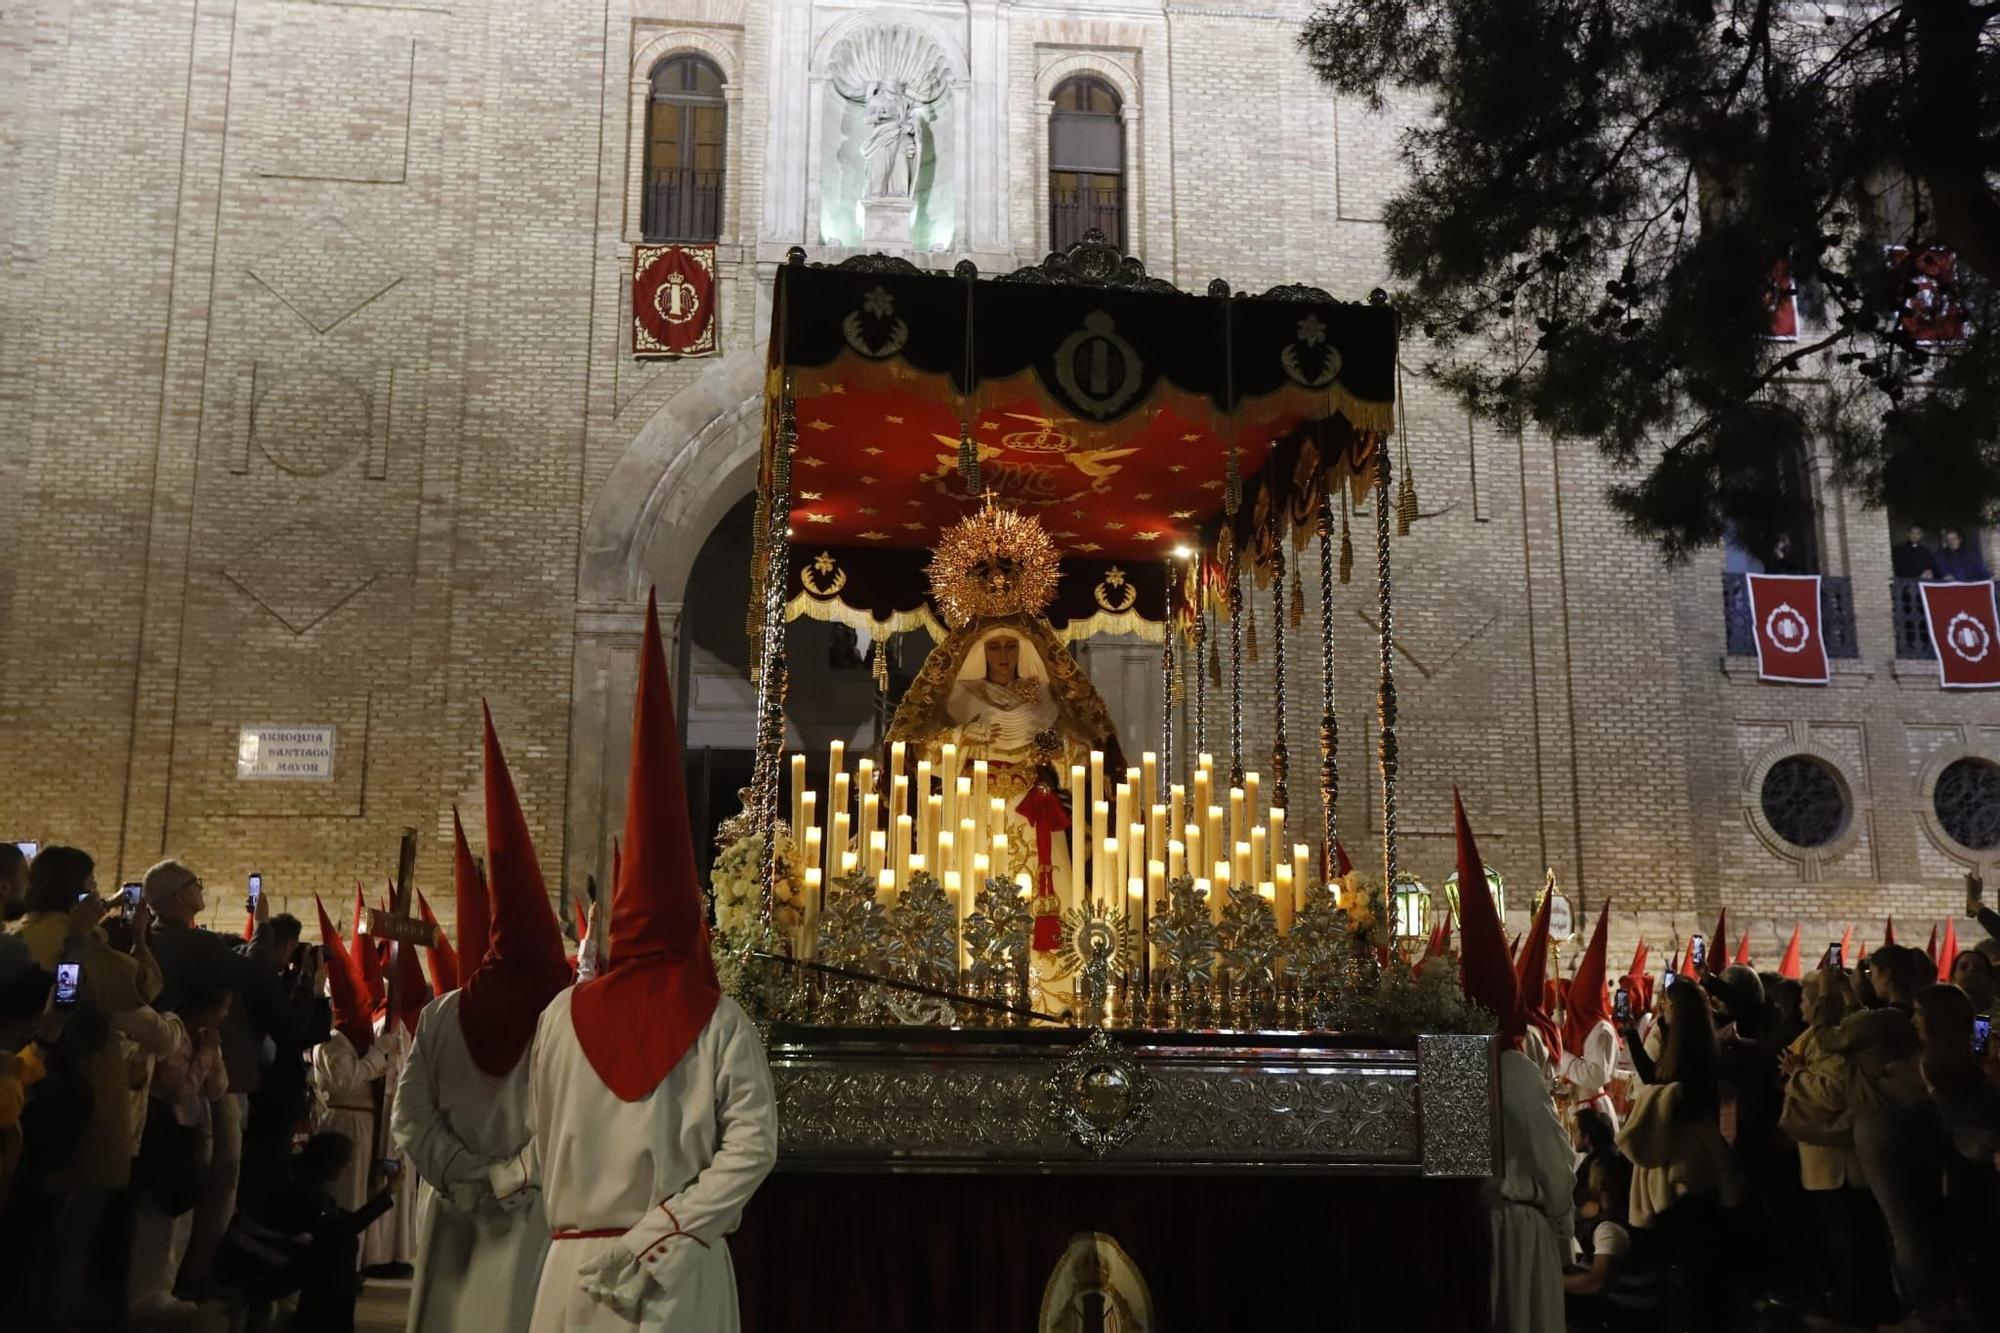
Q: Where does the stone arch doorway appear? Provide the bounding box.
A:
[565,346,765,893]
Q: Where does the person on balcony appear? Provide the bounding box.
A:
[1933,528,1992,582]
[1891,524,1938,580]
[1766,533,1807,575]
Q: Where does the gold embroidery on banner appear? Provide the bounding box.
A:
[1054,312,1144,420]
[1094,567,1139,615]
[1281,314,1344,389]
[800,551,848,599]
[841,286,910,360]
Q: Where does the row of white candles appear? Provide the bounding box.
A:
[785,740,1324,959]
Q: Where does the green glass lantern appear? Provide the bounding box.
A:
[1390,875,1431,941]
[1440,866,1506,923]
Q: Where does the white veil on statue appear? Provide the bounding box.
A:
[944,627,1061,754]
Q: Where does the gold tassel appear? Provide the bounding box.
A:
[1246,616,1259,664]
[957,425,982,494]
[1396,471,1418,537]
[872,636,890,693]
[1289,571,1305,628]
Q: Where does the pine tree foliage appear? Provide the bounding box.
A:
[1301,0,2000,559]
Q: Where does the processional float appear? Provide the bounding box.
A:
[723,235,1496,1181]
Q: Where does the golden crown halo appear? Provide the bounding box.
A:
[927,495,1064,627]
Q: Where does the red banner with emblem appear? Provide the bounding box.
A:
[1747,574,1829,684]
[633,243,718,358]
[1921,580,2000,689]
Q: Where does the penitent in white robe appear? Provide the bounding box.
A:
[313,1030,394,1215]
[520,991,777,1333]
[1489,1047,1574,1333]
[1559,1018,1623,1132]
[393,991,550,1332]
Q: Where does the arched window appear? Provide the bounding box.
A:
[644,55,725,242]
[1049,76,1124,251]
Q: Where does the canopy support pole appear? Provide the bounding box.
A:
[1373,438,1400,898]
[753,378,797,931]
[1318,488,1339,877]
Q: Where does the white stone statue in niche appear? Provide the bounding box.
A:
[829,24,952,204]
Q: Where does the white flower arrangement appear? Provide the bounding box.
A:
[709,830,804,943]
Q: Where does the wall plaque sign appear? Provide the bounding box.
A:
[237,724,336,780]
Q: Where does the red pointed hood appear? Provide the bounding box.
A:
[317,895,374,1055]
[1452,791,1518,1036]
[1563,902,1613,1054]
[570,592,721,1101]
[1925,923,1939,966]
[1733,929,1752,968]
[1626,939,1650,981]
[1678,937,1700,980]
[1938,920,1959,983]
[242,910,255,943]
[1514,887,1562,1058]
[452,807,491,977]
[352,885,386,1011]
[1704,908,1728,978]
[456,703,573,1078]
[1883,916,1897,947]
[1333,839,1355,878]
[417,889,460,995]
[1839,924,1853,968]
[1778,925,1803,980]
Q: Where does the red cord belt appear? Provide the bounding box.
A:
[549,1228,627,1240]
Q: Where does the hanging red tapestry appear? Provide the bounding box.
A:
[1921,579,2000,689]
[632,243,718,358]
[1887,247,1966,345]
[1746,573,1829,684]
[1761,258,1798,340]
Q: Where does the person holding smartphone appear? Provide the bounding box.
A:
[4,846,162,1326]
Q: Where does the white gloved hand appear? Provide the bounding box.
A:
[577,1243,654,1318]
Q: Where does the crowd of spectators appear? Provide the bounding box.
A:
[0,842,409,1330]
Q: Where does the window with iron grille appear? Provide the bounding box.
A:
[1934,758,2000,852]
[645,55,726,243]
[1759,755,1849,850]
[1049,77,1124,252]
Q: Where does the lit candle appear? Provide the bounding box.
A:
[1114,782,1133,866]
[937,830,955,884]
[1209,864,1230,922]
[1146,858,1166,915]
[1193,768,1213,835]
[1168,784,1186,850]
[1141,751,1159,813]
[1089,750,1106,809]
[940,744,959,828]
[1184,823,1202,881]
[857,757,875,799]
[861,793,880,859]
[958,816,976,888]
[800,791,817,860]
[1147,804,1167,871]
[1015,872,1033,900]
[1205,805,1224,867]
[1069,763,1087,906]
[924,794,943,871]
[1260,882,1281,934]
[1233,840,1251,887]
[955,777,973,843]
[1292,843,1311,900]
[1243,772,1260,830]
[1228,787,1247,859]
[840,849,858,877]
[790,755,807,848]
[1092,800,1110,902]
[1268,808,1286,877]
[868,829,887,880]
[803,827,822,898]
[945,868,965,969]
[1129,822,1145,900]
[973,852,990,884]
[889,740,906,791]
[894,814,913,885]
[890,773,908,826]
[1274,865,1294,931]
[877,867,897,902]
[828,739,846,788]
[908,853,925,876]
[991,831,1009,879]
[1167,838,1186,881]
[1195,877,1214,922]
[916,758,933,830]
[830,811,850,879]
[803,867,822,956]
[1104,838,1122,908]
[832,771,851,826]
[1249,826,1267,887]
[972,761,990,845]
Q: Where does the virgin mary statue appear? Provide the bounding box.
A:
[888,501,1122,985]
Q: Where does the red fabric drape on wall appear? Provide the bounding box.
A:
[731,1171,1490,1331]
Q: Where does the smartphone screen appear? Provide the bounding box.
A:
[1689,934,1707,972]
[1613,989,1632,1022]
[11,841,35,860]
[1975,1015,1992,1058]
[1660,967,1675,995]
[248,872,262,908]
[53,961,82,1008]
[1825,941,1843,970]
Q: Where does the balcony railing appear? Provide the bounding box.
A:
[1893,577,1936,659]
[1722,573,1860,659]
[642,168,723,243]
[1050,185,1123,252]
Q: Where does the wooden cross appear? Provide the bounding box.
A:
[357,828,434,1171]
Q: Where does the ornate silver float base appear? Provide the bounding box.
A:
[768,1027,1495,1177]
